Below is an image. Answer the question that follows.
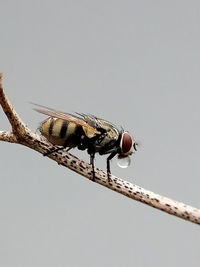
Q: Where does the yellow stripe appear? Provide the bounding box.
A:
[52,119,63,137]
[66,122,76,138]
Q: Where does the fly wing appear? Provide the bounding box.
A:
[77,113,120,139]
[32,103,101,136]
[76,113,100,128]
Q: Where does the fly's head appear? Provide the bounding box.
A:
[117,132,137,168]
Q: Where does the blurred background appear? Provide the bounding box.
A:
[0,1,200,266]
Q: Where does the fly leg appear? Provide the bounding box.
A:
[44,146,72,156]
[89,153,95,181]
[106,151,117,182]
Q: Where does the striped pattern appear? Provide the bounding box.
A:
[39,117,83,147]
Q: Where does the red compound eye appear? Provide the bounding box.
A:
[120,132,133,154]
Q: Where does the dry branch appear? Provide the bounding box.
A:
[0,73,200,225]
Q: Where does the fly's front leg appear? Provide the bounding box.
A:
[106,151,117,182]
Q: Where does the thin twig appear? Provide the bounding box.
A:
[0,73,199,225]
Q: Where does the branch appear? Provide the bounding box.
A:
[0,73,200,225]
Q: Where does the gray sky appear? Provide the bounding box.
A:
[0,1,200,266]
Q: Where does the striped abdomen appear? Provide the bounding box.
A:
[39,117,84,147]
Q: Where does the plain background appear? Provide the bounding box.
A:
[0,1,200,266]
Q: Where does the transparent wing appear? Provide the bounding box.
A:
[77,112,119,130]
[76,113,120,138]
[32,103,101,135]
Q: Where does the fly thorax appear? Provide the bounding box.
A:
[82,126,97,138]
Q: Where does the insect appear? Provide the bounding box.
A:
[33,104,137,181]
